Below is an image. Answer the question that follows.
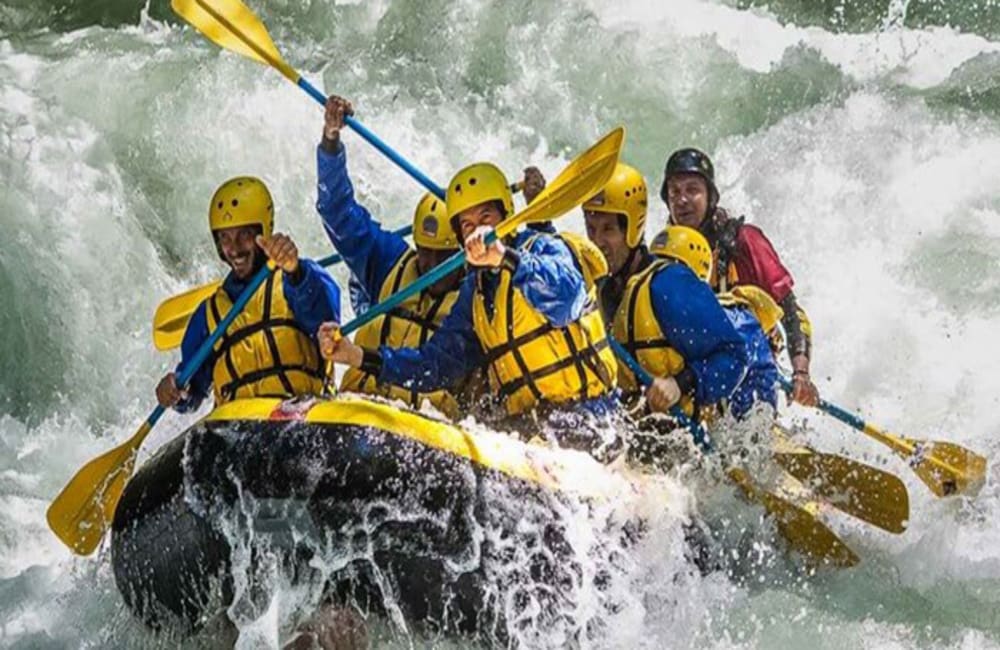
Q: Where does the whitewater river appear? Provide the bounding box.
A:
[2,0,1000,647]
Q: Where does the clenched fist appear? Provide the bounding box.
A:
[256,232,300,274]
[318,322,364,368]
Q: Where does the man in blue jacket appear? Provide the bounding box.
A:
[581,170,748,419]
[647,225,778,420]
[155,177,341,412]
[316,96,477,417]
[319,160,622,456]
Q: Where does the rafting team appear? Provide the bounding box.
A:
[155,95,821,461]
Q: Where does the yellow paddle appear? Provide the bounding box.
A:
[172,0,446,198]
[610,339,858,566]
[771,426,909,534]
[728,467,860,567]
[46,127,623,556]
[779,376,987,498]
[152,282,219,351]
[47,255,274,555]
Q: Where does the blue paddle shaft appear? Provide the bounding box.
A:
[607,337,712,452]
[777,375,866,431]
[144,263,275,430]
[338,230,500,337]
[146,224,417,432]
[296,78,445,200]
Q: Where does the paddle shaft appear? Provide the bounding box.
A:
[777,375,925,456]
[295,78,445,199]
[776,375,870,429]
[145,263,276,434]
[182,0,444,199]
[334,202,571,339]
[338,232,488,338]
[607,337,712,452]
[314,225,414,271]
[776,375,967,476]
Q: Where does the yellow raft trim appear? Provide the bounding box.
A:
[206,396,630,501]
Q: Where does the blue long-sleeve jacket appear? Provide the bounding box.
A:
[173,259,341,412]
[316,142,410,305]
[723,306,779,419]
[376,230,589,394]
[648,263,748,406]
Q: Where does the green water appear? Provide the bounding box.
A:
[2,0,1000,647]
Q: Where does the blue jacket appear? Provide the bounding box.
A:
[723,305,779,419]
[174,259,341,412]
[647,263,748,406]
[316,142,410,307]
[376,230,613,414]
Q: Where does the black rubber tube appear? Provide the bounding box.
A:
[110,417,565,642]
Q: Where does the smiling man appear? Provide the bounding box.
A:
[155,177,341,411]
[581,162,653,323]
[660,148,820,406]
[580,165,747,420]
[319,162,621,458]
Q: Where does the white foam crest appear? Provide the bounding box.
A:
[2,1,1000,646]
[582,0,1000,88]
[701,90,1000,589]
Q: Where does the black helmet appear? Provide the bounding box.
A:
[659,147,719,212]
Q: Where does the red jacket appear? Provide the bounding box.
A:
[726,223,794,303]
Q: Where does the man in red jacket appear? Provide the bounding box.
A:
[660,148,819,406]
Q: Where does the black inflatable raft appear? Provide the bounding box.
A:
[110,396,664,643]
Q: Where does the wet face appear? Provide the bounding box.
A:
[584,211,631,274]
[456,202,504,242]
[215,225,261,280]
[666,173,709,228]
[417,245,463,297]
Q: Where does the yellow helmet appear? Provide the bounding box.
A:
[582,163,648,248]
[412,192,459,250]
[650,225,713,281]
[208,177,274,239]
[446,162,515,224]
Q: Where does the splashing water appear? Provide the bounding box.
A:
[3,0,1000,647]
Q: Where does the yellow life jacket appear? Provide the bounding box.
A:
[717,285,783,334]
[714,273,812,352]
[553,230,609,291]
[340,250,461,417]
[471,234,617,416]
[612,260,685,392]
[611,260,695,414]
[709,248,741,294]
[705,222,813,340]
[205,271,324,404]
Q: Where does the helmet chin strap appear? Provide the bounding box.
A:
[251,248,267,274]
[612,244,639,282]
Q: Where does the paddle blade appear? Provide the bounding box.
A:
[46,423,149,555]
[903,436,988,498]
[497,127,624,237]
[729,467,860,568]
[172,0,297,81]
[153,280,221,351]
[773,443,909,535]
